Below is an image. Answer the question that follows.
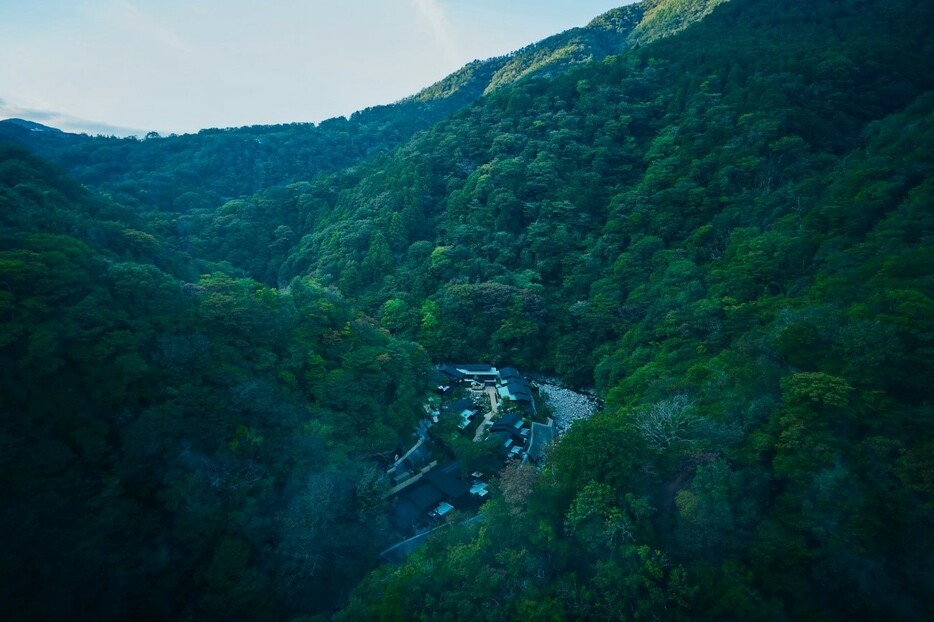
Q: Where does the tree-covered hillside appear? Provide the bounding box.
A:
[0,1,724,220]
[0,145,429,619]
[311,0,928,618]
[248,0,933,383]
[1,0,932,620]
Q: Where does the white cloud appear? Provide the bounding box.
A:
[410,0,460,64]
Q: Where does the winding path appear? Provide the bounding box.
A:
[473,386,500,441]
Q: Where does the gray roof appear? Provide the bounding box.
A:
[456,364,497,373]
[390,461,474,532]
[425,470,469,500]
[507,390,533,404]
[449,398,479,414]
[499,367,522,380]
[503,378,533,401]
[505,378,531,391]
[527,422,555,460]
[439,365,466,380]
[404,482,445,511]
[492,413,523,429]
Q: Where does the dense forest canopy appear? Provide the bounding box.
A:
[0,143,431,619]
[0,0,672,218]
[1,0,932,620]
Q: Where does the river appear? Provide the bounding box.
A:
[531,378,603,434]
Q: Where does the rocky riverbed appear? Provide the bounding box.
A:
[535,381,601,433]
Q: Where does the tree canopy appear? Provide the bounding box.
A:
[2,0,932,619]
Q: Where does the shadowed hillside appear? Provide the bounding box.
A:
[1,0,932,620]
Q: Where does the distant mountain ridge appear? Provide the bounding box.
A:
[2,0,932,620]
[0,0,730,213]
[0,118,63,133]
[629,0,730,44]
[405,0,729,103]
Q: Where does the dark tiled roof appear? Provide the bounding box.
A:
[439,365,466,380]
[499,367,521,379]
[510,392,534,404]
[390,462,475,531]
[494,413,523,428]
[492,430,515,447]
[425,471,469,500]
[449,398,478,413]
[457,364,497,373]
[491,423,525,445]
[404,482,445,512]
[506,378,530,391]
[437,461,463,476]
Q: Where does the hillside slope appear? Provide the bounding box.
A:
[299,0,929,618]
[0,144,431,620]
[1,0,932,619]
[0,1,725,216]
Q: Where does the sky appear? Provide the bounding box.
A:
[0,0,636,136]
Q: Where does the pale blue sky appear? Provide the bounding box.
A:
[0,0,636,136]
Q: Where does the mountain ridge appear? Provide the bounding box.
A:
[1,0,931,620]
[0,0,729,216]
[2,1,726,141]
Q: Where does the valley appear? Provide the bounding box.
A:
[1,0,932,620]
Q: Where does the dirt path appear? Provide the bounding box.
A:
[473,386,499,441]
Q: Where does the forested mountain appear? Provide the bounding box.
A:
[2,0,932,620]
[0,143,431,619]
[0,1,725,219]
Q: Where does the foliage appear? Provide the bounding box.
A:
[0,148,429,620]
[2,0,933,619]
[330,0,934,619]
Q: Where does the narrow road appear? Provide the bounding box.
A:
[381,513,485,564]
[473,386,499,441]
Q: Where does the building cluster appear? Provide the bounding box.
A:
[437,364,536,414]
[389,461,489,533]
[388,363,555,536]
